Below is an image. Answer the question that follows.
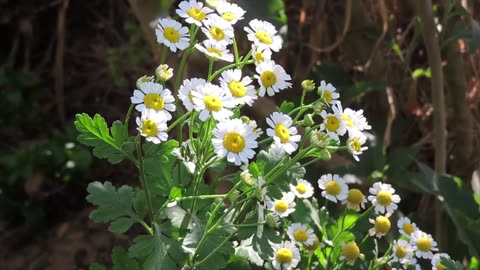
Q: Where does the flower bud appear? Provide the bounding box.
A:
[240,170,255,186]
[265,213,280,229]
[136,75,154,89]
[302,114,314,127]
[301,80,315,91]
[155,64,173,82]
[313,101,327,115]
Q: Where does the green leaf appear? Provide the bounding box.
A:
[89,263,107,270]
[128,228,179,270]
[75,114,132,164]
[112,246,140,270]
[412,68,431,79]
[341,81,388,104]
[169,187,182,201]
[441,257,465,270]
[278,101,295,114]
[86,181,139,233]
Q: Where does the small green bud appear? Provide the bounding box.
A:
[301,80,316,91]
[313,101,327,115]
[240,170,255,186]
[265,213,280,229]
[136,75,154,89]
[302,114,314,127]
[155,64,173,82]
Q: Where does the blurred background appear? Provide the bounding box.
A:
[1,0,479,269]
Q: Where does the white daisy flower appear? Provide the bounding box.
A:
[342,188,367,211]
[265,192,296,217]
[317,80,339,104]
[216,2,245,25]
[244,19,282,52]
[289,179,314,199]
[397,217,418,238]
[131,82,176,120]
[287,223,316,246]
[255,60,292,97]
[347,131,368,161]
[340,242,362,266]
[195,39,234,62]
[179,78,206,111]
[252,45,272,66]
[136,109,168,144]
[392,239,415,265]
[266,112,301,154]
[205,0,226,9]
[176,0,213,26]
[318,174,349,203]
[319,103,347,141]
[155,18,190,53]
[211,119,258,165]
[410,230,438,259]
[191,82,235,121]
[342,108,371,134]
[270,241,300,270]
[219,69,257,106]
[369,215,391,238]
[201,15,234,45]
[368,182,401,214]
[432,253,450,270]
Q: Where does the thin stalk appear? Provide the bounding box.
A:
[136,138,154,224]
[207,59,214,82]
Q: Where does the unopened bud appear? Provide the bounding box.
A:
[302,114,314,127]
[301,80,315,91]
[136,75,154,89]
[155,64,173,82]
[265,213,280,229]
[240,170,255,186]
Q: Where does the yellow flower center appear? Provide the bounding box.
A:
[374,216,391,234]
[255,30,273,44]
[274,200,289,213]
[402,223,414,235]
[163,27,180,43]
[395,245,407,258]
[416,237,431,252]
[295,183,307,194]
[437,263,447,270]
[223,132,245,153]
[206,47,223,57]
[255,52,264,63]
[203,94,222,111]
[324,116,340,132]
[221,12,236,22]
[274,124,290,143]
[293,230,308,242]
[304,237,319,251]
[209,26,225,41]
[228,81,246,97]
[342,113,354,127]
[144,93,165,110]
[187,8,206,21]
[376,191,393,206]
[347,189,364,205]
[141,120,158,137]
[322,90,332,103]
[342,242,360,260]
[275,248,293,264]
[350,138,362,152]
[260,70,277,88]
[325,181,341,196]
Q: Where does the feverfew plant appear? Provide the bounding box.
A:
[75,1,456,269]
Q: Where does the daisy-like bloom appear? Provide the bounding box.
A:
[155,64,173,82]
[304,236,320,251]
[342,188,367,211]
[340,242,362,266]
[310,129,332,148]
[252,45,272,66]
[289,179,314,199]
[244,19,282,52]
[317,80,339,104]
[191,82,235,121]
[219,69,257,106]
[201,15,234,45]
[287,223,316,245]
[319,104,347,141]
[369,215,391,238]
[211,119,258,165]
[255,60,292,97]
[136,109,168,144]
[155,18,190,53]
[431,253,450,270]
[266,112,301,154]
[195,39,234,62]
[216,2,245,25]
[347,131,368,161]
[368,182,401,214]
[397,217,418,238]
[176,0,213,26]
[318,174,349,203]
[240,117,263,136]
[178,78,206,111]
[270,241,300,270]
[410,230,438,259]
[265,192,296,217]
[392,239,415,265]
[342,108,371,134]
[131,82,176,120]
[205,0,226,9]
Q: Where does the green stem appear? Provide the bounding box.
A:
[209,59,254,81]
[194,231,236,267]
[136,137,155,224]
[178,194,227,201]
[124,104,134,127]
[207,59,214,82]
[233,37,240,64]
[160,44,167,64]
[166,111,193,133]
[293,88,308,122]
